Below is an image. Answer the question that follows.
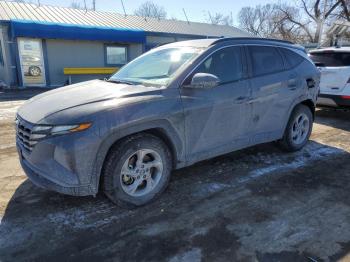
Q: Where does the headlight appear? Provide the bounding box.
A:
[31,123,92,138]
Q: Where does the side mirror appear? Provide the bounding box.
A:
[187,73,220,89]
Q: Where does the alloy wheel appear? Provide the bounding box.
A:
[120,149,163,197]
[291,113,310,145]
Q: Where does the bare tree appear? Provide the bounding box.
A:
[70,0,93,10]
[238,4,278,37]
[134,1,167,19]
[70,0,83,9]
[206,12,233,26]
[238,4,302,40]
[335,0,350,20]
[238,0,350,43]
[278,0,343,42]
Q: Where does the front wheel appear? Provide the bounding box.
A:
[102,133,172,208]
[278,104,313,152]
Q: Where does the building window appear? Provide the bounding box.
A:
[106,46,127,65]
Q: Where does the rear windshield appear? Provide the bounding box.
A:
[309,51,350,67]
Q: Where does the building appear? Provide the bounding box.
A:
[0,1,250,89]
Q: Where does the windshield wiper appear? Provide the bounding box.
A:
[106,79,135,85]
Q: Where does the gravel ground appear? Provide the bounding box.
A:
[0,94,349,262]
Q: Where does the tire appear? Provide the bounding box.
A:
[28,66,41,77]
[278,104,313,152]
[102,133,172,208]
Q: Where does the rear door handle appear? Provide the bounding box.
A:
[287,79,297,90]
[287,73,298,90]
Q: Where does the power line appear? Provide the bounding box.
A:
[120,0,127,17]
[182,8,190,24]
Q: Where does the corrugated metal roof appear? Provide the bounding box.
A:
[0,1,250,38]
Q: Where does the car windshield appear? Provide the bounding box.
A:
[109,47,204,87]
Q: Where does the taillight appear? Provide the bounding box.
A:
[341,95,350,100]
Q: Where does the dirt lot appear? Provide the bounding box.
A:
[0,93,350,262]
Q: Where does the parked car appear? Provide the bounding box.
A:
[21,55,42,77]
[309,47,350,108]
[16,38,320,207]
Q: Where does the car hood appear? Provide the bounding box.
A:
[17,79,162,123]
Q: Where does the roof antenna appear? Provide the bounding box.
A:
[182,8,190,24]
[120,0,127,17]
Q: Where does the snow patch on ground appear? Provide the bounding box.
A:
[239,144,344,183]
[169,248,202,262]
[46,202,131,230]
[192,182,230,198]
[0,101,24,121]
[226,200,350,260]
[0,144,16,150]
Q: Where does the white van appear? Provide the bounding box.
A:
[309,47,350,108]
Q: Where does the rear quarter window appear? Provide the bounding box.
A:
[280,48,304,69]
[309,52,350,67]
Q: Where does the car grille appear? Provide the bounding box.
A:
[16,117,37,152]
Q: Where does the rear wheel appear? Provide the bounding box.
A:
[102,133,172,208]
[278,104,313,152]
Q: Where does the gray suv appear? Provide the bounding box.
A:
[16,38,320,207]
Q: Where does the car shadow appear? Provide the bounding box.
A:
[0,89,48,102]
[1,141,350,261]
[315,107,350,132]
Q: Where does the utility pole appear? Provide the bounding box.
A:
[317,0,328,48]
[92,0,96,11]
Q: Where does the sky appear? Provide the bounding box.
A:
[37,0,274,26]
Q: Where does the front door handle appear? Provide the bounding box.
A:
[236,96,249,103]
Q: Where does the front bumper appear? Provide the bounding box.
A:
[317,94,350,108]
[15,121,102,196]
[18,149,95,196]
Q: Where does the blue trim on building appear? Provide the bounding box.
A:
[8,24,22,87]
[10,20,146,43]
[42,39,50,87]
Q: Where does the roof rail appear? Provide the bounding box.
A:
[210,37,294,46]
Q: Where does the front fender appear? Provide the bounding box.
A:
[91,119,185,193]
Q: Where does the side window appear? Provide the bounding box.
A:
[340,53,350,66]
[248,46,284,76]
[280,48,304,69]
[105,45,127,65]
[193,46,243,84]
